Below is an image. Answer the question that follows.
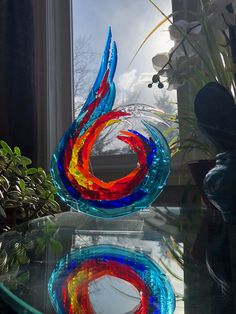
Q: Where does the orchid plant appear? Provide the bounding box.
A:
[140,0,236,157]
[151,0,236,92]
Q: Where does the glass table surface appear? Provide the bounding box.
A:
[0,206,234,314]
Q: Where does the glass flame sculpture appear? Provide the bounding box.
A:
[51,28,171,218]
[48,245,176,314]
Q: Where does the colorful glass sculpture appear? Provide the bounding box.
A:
[48,245,175,314]
[51,28,171,218]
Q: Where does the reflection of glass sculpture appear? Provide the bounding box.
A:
[48,245,175,314]
[50,27,171,218]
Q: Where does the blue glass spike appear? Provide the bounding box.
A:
[142,120,170,155]
[105,82,116,112]
[93,27,112,91]
[79,28,112,115]
[108,41,117,83]
[128,129,152,145]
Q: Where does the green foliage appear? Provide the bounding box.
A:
[0,220,63,289]
[0,141,61,230]
[35,222,63,256]
[0,235,30,289]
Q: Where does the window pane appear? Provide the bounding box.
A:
[72,0,177,155]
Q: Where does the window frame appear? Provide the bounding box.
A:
[33,0,74,170]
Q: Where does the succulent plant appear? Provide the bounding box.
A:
[0,220,63,290]
[0,140,61,230]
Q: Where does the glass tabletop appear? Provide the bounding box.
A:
[0,206,234,313]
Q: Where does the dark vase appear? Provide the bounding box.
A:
[188,160,215,209]
[188,160,221,263]
[204,152,236,223]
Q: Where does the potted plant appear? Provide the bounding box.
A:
[0,140,61,230]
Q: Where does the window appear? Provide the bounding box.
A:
[72,0,177,156]
[71,0,180,184]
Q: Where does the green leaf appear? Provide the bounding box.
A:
[36,184,45,195]
[129,15,170,66]
[24,187,35,195]
[49,239,63,254]
[17,254,30,265]
[0,205,6,219]
[18,156,32,166]
[0,176,10,192]
[26,168,38,175]
[35,243,46,256]
[0,249,8,271]
[38,168,46,178]
[48,199,60,210]
[6,191,21,201]
[168,135,179,147]
[4,200,18,208]
[14,147,21,156]
[43,181,54,190]
[163,128,178,136]
[19,179,26,192]
[0,141,13,155]
[42,223,56,236]
[16,271,29,284]
[49,194,55,200]
[35,237,46,256]
[22,196,39,204]
[9,260,19,274]
[0,190,4,200]
[159,258,183,281]
[36,237,45,246]
[12,166,22,176]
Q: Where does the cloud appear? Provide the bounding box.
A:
[116,69,155,106]
[118,69,153,91]
[117,69,137,92]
